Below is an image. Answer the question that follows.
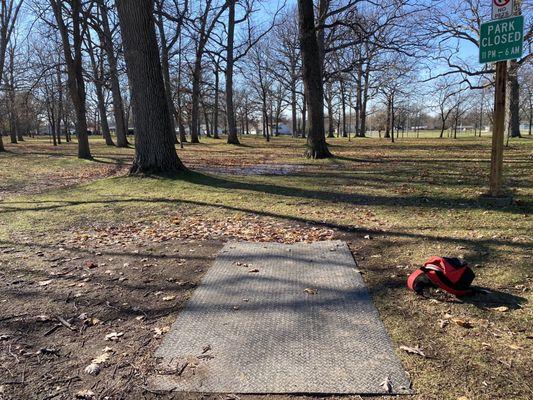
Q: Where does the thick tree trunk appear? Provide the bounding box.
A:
[298,0,330,158]
[116,0,186,174]
[99,0,128,147]
[226,1,239,144]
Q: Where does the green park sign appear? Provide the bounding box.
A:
[479,15,524,63]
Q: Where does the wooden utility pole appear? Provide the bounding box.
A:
[489,61,507,197]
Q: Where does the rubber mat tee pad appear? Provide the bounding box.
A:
[151,240,411,394]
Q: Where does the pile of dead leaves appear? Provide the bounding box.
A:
[68,214,335,247]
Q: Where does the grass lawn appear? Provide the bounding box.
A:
[0,135,531,399]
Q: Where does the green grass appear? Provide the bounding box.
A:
[0,134,532,399]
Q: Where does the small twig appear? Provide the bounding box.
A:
[44,324,61,336]
[56,316,75,331]
[176,361,188,376]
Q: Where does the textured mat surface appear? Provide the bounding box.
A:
[151,241,411,394]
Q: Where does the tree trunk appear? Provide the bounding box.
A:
[190,56,202,143]
[99,0,128,147]
[87,34,114,146]
[226,1,239,144]
[390,93,394,143]
[213,65,220,139]
[202,100,211,137]
[50,0,91,159]
[359,66,369,137]
[340,80,347,137]
[56,64,62,145]
[508,60,521,137]
[301,90,306,138]
[298,0,330,158]
[291,80,297,137]
[116,0,186,174]
[156,9,178,144]
[356,64,364,137]
[326,92,335,138]
[384,99,391,138]
[7,52,17,144]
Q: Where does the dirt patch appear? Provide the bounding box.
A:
[0,236,221,399]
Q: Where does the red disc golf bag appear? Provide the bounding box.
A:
[407,256,475,296]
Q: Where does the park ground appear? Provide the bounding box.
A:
[0,134,532,400]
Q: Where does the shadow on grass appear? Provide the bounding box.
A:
[175,171,532,213]
[460,287,528,310]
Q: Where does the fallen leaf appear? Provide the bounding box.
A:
[380,376,392,393]
[84,351,111,375]
[452,318,473,328]
[438,319,449,329]
[91,353,110,365]
[490,306,509,312]
[75,389,96,399]
[105,332,124,341]
[154,326,170,338]
[400,345,426,357]
[304,288,318,295]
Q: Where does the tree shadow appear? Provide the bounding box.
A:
[174,171,532,212]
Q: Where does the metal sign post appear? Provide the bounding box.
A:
[479,3,523,201]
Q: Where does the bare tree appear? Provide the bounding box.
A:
[0,0,23,151]
[50,0,91,159]
[93,0,129,147]
[116,0,185,174]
